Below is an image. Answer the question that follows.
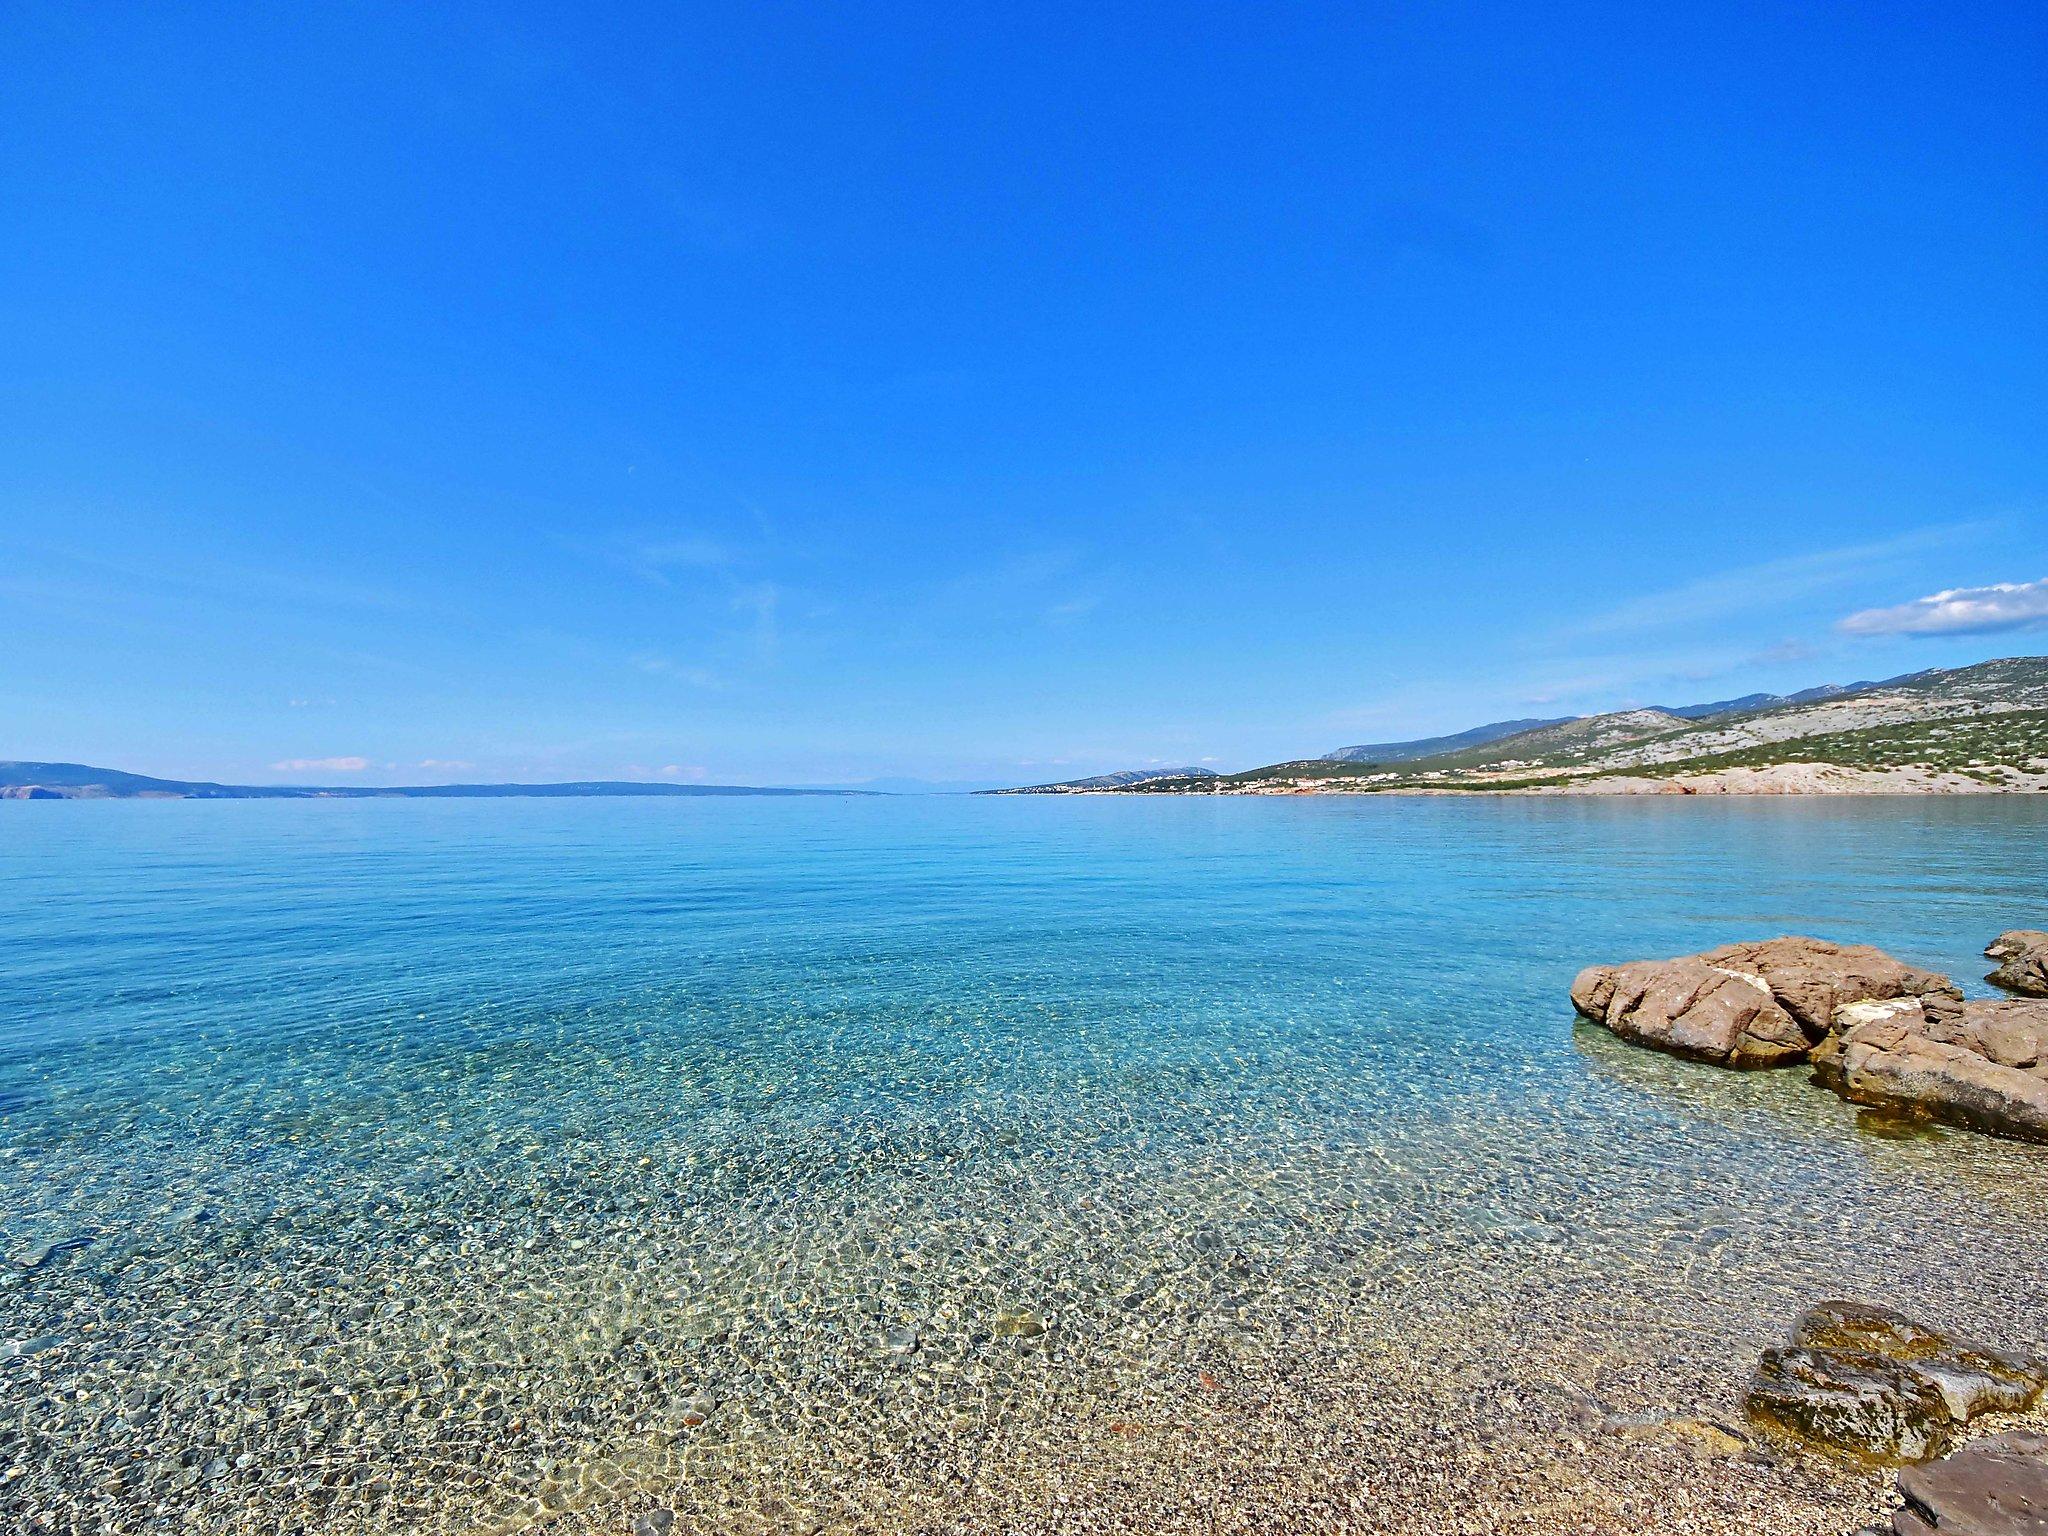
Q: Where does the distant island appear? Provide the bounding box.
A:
[0,762,857,801]
[993,656,2048,796]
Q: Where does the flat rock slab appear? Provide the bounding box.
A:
[1986,931,2048,997]
[1894,1431,2048,1535]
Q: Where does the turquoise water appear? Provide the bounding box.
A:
[3,796,2046,1534]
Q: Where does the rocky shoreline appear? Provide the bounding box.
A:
[1571,933,2048,1141]
[1075,763,2048,795]
[1569,928,2048,1531]
[1742,1302,2047,1533]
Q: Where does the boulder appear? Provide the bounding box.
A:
[1747,1346,1957,1464]
[1699,938,1959,1038]
[1571,937,1958,1069]
[1985,930,2048,998]
[1812,996,2048,1144]
[1793,1303,2046,1423]
[1745,1303,2047,1467]
[1570,957,1809,1068]
[1893,1431,2048,1536]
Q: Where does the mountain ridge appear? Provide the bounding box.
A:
[1324,679,1899,764]
[1322,717,1574,763]
[1108,656,2048,795]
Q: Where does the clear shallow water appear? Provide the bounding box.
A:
[2,796,2046,1535]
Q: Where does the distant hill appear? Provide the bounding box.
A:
[0,761,853,800]
[1647,680,1882,719]
[986,766,1221,795]
[1327,682,1899,763]
[1099,657,2048,795]
[1323,717,1574,763]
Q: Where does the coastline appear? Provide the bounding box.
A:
[1057,762,2048,798]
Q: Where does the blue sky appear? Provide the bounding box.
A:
[3,3,2043,788]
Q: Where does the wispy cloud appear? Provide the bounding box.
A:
[271,756,369,773]
[622,762,709,781]
[1743,639,1821,667]
[1839,577,2048,637]
[939,546,1109,629]
[632,652,723,687]
[1564,524,1986,639]
[728,582,782,659]
[623,536,737,586]
[590,529,805,670]
[417,758,474,771]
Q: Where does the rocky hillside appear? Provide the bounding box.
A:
[1116,656,2048,795]
[1322,716,1573,763]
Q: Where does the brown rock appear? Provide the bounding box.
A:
[1570,956,1808,1068]
[1894,1431,2048,1535]
[1986,930,2048,997]
[1605,1413,1751,1459]
[1813,996,2048,1144]
[1570,936,1958,1069]
[1792,1302,2047,1422]
[1747,1346,1957,1465]
[1746,1302,2046,1467]
[1700,937,1960,1038]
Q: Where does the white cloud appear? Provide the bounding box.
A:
[1839,577,2048,637]
[271,756,370,773]
[417,759,474,771]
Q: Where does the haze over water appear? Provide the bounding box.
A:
[4,796,2046,1533]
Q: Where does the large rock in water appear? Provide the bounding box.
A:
[1569,956,1808,1067]
[1570,937,1958,1069]
[1813,995,2048,1144]
[1893,1432,2048,1536]
[1745,1302,2047,1466]
[1986,930,2048,997]
[1698,938,1959,1038]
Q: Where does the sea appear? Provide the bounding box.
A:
[3,795,2045,1534]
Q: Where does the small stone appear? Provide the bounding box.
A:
[12,1234,89,1269]
[1606,1414,1750,1458]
